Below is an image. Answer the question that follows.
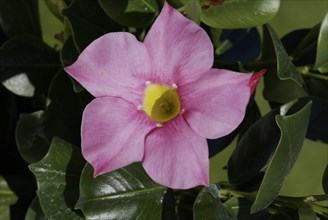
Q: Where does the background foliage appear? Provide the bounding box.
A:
[0,0,327,219]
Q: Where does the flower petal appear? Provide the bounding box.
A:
[81,97,155,176]
[143,116,209,189]
[65,32,150,104]
[181,69,254,139]
[144,2,213,85]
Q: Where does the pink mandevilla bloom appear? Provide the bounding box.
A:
[65,2,265,189]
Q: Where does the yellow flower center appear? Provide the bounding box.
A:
[143,83,181,123]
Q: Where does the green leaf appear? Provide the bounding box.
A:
[0,35,60,97]
[77,163,167,219]
[1,72,35,97]
[99,0,159,28]
[0,176,18,220]
[63,0,123,51]
[265,24,305,85]
[60,35,79,68]
[60,36,85,93]
[29,137,85,219]
[314,12,328,73]
[193,185,237,220]
[39,0,66,48]
[228,106,281,187]
[125,0,158,13]
[0,0,41,38]
[16,110,50,163]
[251,101,312,213]
[179,0,201,24]
[209,27,223,49]
[25,196,46,220]
[224,197,268,219]
[262,24,308,103]
[201,0,280,29]
[298,203,318,220]
[45,71,91,145]
[305,78,328,102]
[289,24,320,61]
[44,0,67,22]
[323,164,328,194]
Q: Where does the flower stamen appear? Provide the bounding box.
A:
[143,83,181,123]
[137,105,143,110]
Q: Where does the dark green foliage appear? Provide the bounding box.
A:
[0,1,327,219]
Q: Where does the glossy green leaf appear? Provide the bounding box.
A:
[0,0,41,38]
[251,101,312,213]
[1,73,35,97]
[77,163,167,219]
[193,184,236,220]
[63,0,123,51]
[314,12,328,73]
[0,176,18,220]
[201,0,280,29]
[29,137,85,219]
[25,196,46,220]
[262,24,308,103]
[0,35,60,97]
[16,110,50,163]
[298,203,318,220]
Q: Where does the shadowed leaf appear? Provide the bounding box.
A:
[16,110,49,163]
[63,0,122,51]
[193,185,236,220]
[0,35,60,97]
[24,196,46,220]
[251,101,312,213]
[99,0,159,28]
[0,0,41,38]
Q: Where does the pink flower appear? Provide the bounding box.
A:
[65,2,265,189]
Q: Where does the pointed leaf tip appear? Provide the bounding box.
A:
[251,100,312,213]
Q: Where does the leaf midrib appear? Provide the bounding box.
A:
[78,185,166,204]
